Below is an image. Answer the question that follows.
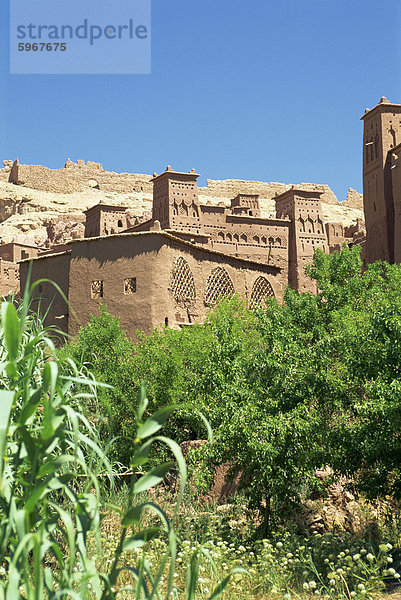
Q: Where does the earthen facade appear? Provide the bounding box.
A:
[19,165,340,336]
[362,97,401,264]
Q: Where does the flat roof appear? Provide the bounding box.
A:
[275,188,323,200]
[19,250,71,263]
[0,241,41,249]
[151,169,200,182]
[123,218,153,233]
[33,230,281,273]
[84,203,129,213]
[361,98,401,120]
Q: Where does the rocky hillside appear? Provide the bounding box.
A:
[0,159,364,246]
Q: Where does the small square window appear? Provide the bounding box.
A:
[124,277,137,294]
[91,280,103,299]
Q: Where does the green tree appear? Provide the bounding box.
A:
[65,305,138,465]
[66,245,401,525]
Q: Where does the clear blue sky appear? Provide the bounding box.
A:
[1,0,400,200]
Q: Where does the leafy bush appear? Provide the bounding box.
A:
[67,246,401,529]
[0,282,235,599]
[65,305,138,466]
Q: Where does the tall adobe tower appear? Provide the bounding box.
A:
[84,202,128,238]
[275,188,328,293]
[362,97,401,264]
[151,166,201,232]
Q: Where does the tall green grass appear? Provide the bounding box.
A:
[0,278,237,599]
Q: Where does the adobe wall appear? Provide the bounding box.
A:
[200,180,340,205]
[85,206,129,237]
[0,243,39,263]
[392,144,401,263]
[19,253,70,334]
[156,238,286,330]
[362,99,401,264]
[68,234,162,337]
[205,214,290,271]
[67,232,285,339]
[0,260,19,297]
[7,159,153,194]
[343,188,363,209]
[276,190,328,293]
[170,202,290,269]
[325,223,345,250]
[0,161,13,183]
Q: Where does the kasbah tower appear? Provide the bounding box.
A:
[362,97,401,264]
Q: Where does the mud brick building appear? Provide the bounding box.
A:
[19,166,332,337]
[362,97,401,264]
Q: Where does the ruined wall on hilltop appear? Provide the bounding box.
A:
[2,160,350,205]
[4,159,153,194]
[0,161,14,183]
[343,188,363,209]
[199,179,340,204]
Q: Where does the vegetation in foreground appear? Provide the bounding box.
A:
[69,245,401,526]
[0,279,240,598]
[93,483,401,600]
[2,245,401,598]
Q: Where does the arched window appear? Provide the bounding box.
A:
[261,236,267,245]
[276,237,281,246]
[217,231,225,241]
[240,233,247,243]
[268,236,274,245]
[205,267,235,306]
[170,257,196,302]
[249,276,275,309]
[117,219,123,228]
[226,232,232,242]
[233,233,240,242]
[253,235,260,244]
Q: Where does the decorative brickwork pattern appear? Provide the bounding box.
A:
[249,276,275,309]
[91,280,103,299]
[205,267,234,306]
[124,278,137,294]
[171,257,196,302]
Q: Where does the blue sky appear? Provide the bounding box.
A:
[1,0,400,200]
